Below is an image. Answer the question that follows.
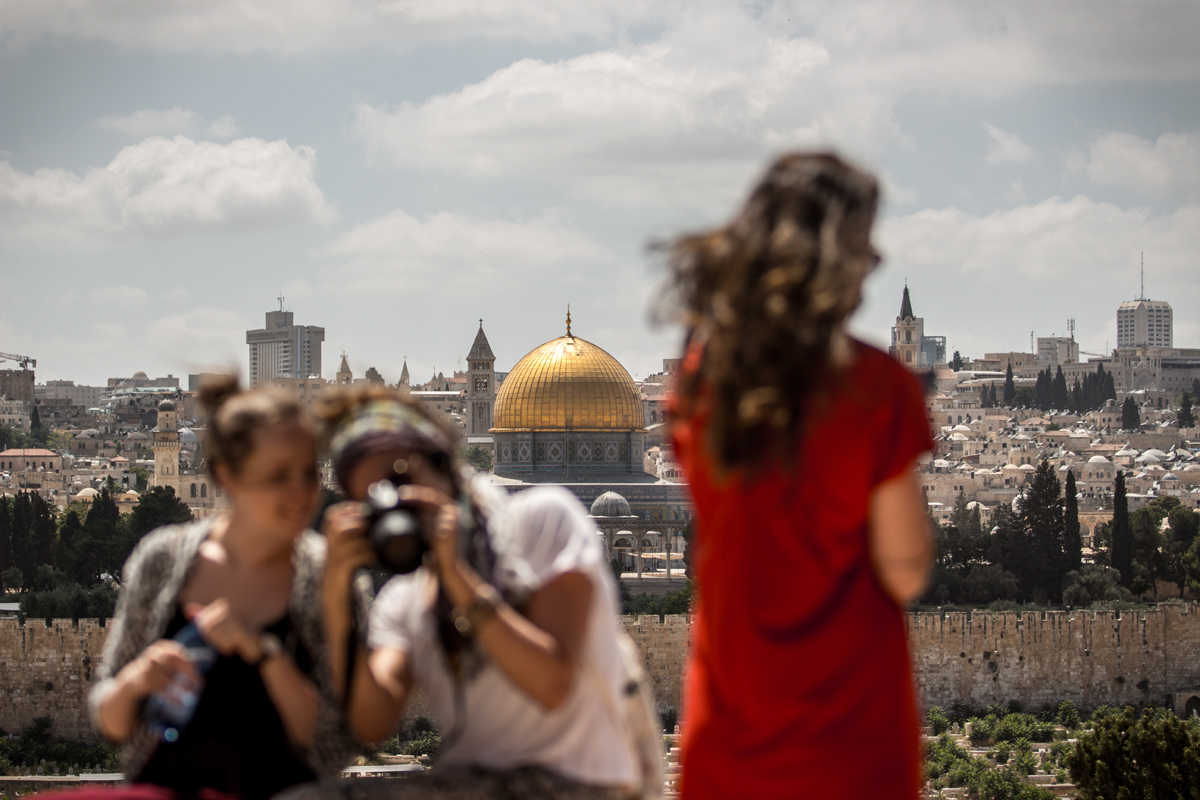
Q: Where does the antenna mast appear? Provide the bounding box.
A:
[1140,252,1144,300]
[1030,331,1034,354]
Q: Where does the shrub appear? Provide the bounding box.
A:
[991,741,1011,764]
[928,706,951,735]
[1066,706,1200,799]
[402,731,441,758]
[949,699,976,725]
[0,718,119,775]
[925,734,981,785]
[972,767,1056,800]
[969,715,998,745]
[1012,746,1038,776]
[1055,700,1081,729]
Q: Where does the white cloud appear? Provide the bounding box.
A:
[354,16,849,208]
[984,123,1034,165]
[313,208,612,294]
[98,107,203,137]
[144,307,250,374]
[879,196,1198,282]
[869,196,1200,353]
[1,0,668,54]
[206,116,240,139]
[1079,130,1200,198]
[0,136,336,247]
[98,108,241,139]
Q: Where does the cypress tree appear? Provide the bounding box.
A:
[1064,469,1081,574]
[1003,363,1015,407]
[1112,470,1133,590]
[0,496,12,590]
[11,492,35,590]
[1053,366,1069,411]
[1021,460,1066,600]
[1179,392,1195,428]
[968,503,983,538]
[1121,397,1140,430]
[951,489,971,534]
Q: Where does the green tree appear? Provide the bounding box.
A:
[0,496,12,592]
[129,465,149,491]
[29,404,49,446]
[1013,387,1034,408]
[127,486,193,542]
[80,483,123,585]
[1003,363,1016,407]
[951,351,964,371]
[1052,366,1069,411]
[1120,396,1140,430]
[1062,565,1129,606]
[1019,460,1065,601]
[1111,471,1133,591]
[1163,506,1200,595]
[459,445,493,473]
[951,489,971,535]
[1062,469,1081,574]
[1179,391,1196,428]
[1066,707,1200,799]
[967,503,983,539]
[54,508,86,583]
[46,430,74,452]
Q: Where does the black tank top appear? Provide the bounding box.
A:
[136,608,318,799]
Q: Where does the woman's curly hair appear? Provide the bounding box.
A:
[660,152,881,473]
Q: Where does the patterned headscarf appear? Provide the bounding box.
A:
[329,399,456,489]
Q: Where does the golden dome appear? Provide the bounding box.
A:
[492,335,643,432]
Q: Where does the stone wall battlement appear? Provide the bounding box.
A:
[3,607,1198,741]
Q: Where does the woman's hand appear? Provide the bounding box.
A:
[395,484,461,581]
[187,599,262,663]
[122,639,200,699]
[97,639,199,742]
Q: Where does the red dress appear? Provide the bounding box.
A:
[672,340,933,800]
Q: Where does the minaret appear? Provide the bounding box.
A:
[890,283,925,368]
[466,320,496,438]
[153,397,180,484]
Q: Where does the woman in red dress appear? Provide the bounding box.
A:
[664,153,935,800]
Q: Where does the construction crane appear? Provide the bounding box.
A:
[0,351,37,370]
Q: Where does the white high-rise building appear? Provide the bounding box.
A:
[246,307,325,388]
[1117,299,1172,349]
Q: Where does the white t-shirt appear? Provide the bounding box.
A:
[369,486,635,787]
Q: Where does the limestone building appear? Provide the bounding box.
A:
[151,398,220,516]
[1117,298,1172,348]
[246,305,325,388]
[890,285,946,369]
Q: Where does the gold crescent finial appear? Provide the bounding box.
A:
[566,304,572,338]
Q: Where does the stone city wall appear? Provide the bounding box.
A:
[4,606,1199,741]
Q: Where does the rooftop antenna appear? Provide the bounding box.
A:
[1030,331,1034,354]
[1139,252,1144,300]
[1067,318,1075,341]
[278,293,285,311]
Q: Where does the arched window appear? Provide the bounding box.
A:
[905,351,913,363]
[200,484,207,498]
[190,483,197,498]
[905,330,912,343]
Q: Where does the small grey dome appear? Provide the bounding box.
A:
[590,491,633,517]
[158,399,176,412]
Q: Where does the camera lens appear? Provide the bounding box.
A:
[365,479,428,574]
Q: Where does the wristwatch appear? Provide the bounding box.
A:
[453,583,502,637]
[255,632,284,666]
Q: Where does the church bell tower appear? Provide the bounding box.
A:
[466,321,496,439]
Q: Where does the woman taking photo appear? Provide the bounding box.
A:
[312,388,639,800]
[664,152,935,800]
[90,378,363,800]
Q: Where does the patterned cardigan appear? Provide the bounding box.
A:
[89,519,370,781]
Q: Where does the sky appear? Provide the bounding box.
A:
[1,0,1198,387]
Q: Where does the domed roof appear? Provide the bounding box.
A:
[158,398,176,412]
[590,491,633,517]
[179,427,198,443]
[133,371,148,380]
[74,487,99,499]
[492,334,643,432]
[1088,455,1110,463]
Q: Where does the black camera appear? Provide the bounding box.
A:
[364,479,428,575]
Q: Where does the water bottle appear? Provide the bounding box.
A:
[143,623,217,743]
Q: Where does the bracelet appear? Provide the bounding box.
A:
[254,632,284,666]
[452,583,502,637]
